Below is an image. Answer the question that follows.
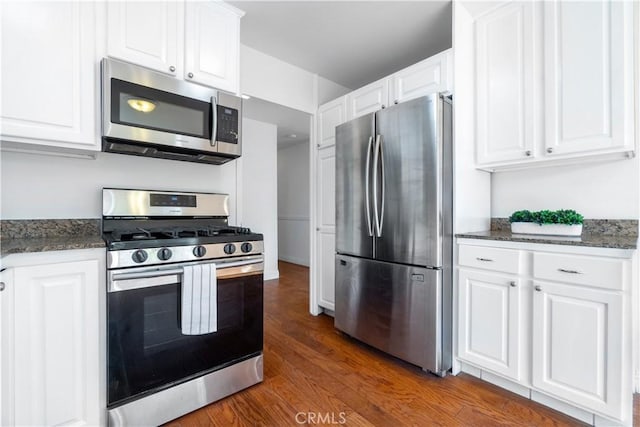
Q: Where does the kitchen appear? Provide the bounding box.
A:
[0,0,638,426]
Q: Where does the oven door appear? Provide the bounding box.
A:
[107,256,263,408]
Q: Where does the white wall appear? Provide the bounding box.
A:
[277,142,310,266]
[0,151,237,220]
[238,118,279,280]
[317,76,350,105]
[491,157,639,219]
[453,2,491,233]
[240,44,316,114]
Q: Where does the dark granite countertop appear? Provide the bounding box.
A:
[0,219,105,257]
[456,219,638,250]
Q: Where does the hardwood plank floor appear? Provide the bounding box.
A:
[167,261,636,426]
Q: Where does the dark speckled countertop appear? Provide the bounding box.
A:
[456,219,638,250]
[0,219,105,256]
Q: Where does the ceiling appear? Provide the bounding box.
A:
[228,1,452,90]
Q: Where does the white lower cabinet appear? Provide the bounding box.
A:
[456,240,633,425]
[458,270,522,381]
[0,249,105,426]
[532,280,623,421]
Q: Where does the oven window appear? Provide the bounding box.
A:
[111,78,211,139]
[108,273,263,407]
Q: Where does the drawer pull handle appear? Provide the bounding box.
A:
[558,268,582,274]
[476,257,493,262]
[509,281,516,287]
[535,285,542,292]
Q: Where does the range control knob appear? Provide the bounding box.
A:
[223,243,236,255]
[157,248,172,261]
[193,246,207,258]
[132,249,148,263]
[241,242,253,253]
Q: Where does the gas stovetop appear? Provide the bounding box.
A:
[101,188,263,269]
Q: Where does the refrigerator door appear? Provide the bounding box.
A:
[335,254,444,373]
[335,113,375,259]
[373,95,441,268]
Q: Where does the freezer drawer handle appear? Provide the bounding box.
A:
[476,257,493,262]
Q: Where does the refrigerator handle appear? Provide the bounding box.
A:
[364,136,374,237]
[378,136,385,237]
[372,134,382,237]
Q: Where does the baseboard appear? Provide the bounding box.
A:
[278,255,309,267]
[264,269,279,281]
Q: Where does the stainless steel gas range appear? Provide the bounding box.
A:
[102,188,264,426]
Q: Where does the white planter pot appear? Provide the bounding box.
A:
[510,222,583,237]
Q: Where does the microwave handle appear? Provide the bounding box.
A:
[211,96,218,147]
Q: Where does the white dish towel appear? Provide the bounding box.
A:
[181,263,218,335]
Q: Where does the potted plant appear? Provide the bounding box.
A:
[509,209,584,236]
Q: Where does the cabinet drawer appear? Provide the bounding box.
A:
[458,245,522,274]
[533,252,625,290]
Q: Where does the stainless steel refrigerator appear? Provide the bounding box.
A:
[334,93,452,376]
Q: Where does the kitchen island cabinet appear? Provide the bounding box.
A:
[0,248,105,426]
[456,238,634,426]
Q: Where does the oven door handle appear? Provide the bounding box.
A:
[109,258,264,293]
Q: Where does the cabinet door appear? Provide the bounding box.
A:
[317,97,347,148]
[475,1,539,165]
[0,268,15,426]
[458,269,522,381]
[346,78,389,120]
[106,1,181,76]
[0,1,98,150]
[532,281,623,421]
[544,1,633,156]
[12,260,101,426]
[184,1,241,93]
[316,145,336,311]
[390,49,452,104]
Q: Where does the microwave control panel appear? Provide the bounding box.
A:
[216,105,239,144]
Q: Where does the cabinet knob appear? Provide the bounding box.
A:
[188,72,194,78]
[316,227,320,231]
[534,285,542,292]
[169,65,176,72]
[546,147,554,154]
[381,104,386,109]
[0,282,5,292]
[509,281,516,287]
[394,100,399,105]
[525,150,532,156]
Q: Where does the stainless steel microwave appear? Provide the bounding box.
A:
[101,58,242,165]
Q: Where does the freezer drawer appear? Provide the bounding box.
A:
[334,254,445,374]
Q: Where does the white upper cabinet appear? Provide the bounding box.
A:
[390,49,452,105]
[184,2,241,93]
[317,97,347,148]
[106,1,243,94]
[0,1,99,152]
[474,0,635,170]
[475,2,538,165]
[107,1,182,76]
[347,49,453,120]
[347,78,389,120]
[543,1,634,156]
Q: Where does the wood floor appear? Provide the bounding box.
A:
[168,261,636,426]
